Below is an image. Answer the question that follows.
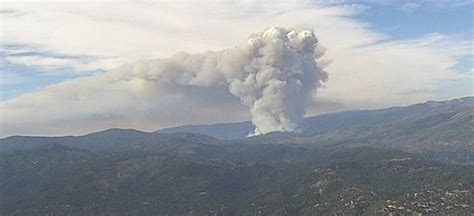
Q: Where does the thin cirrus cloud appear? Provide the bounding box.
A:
[5,54,123,72]
[0,0,472,137]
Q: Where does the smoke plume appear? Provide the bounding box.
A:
[113,26,328,136]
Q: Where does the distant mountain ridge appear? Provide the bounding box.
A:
[0,129,219,153]
[255,101,473,153]
[159,96,474,139]
[1,97,472,159]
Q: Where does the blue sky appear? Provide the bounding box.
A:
[358,3,473,39]
[358,3,473,71]
[356,2,473,98]
[0,42,102,100]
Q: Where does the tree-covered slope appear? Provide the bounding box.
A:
[1,143,473,215]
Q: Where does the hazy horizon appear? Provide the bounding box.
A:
[1,95,471,138]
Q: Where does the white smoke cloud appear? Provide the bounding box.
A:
[1,1,470,137]
[107,26,327,135]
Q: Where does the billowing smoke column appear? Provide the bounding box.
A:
[115,26,328,136]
